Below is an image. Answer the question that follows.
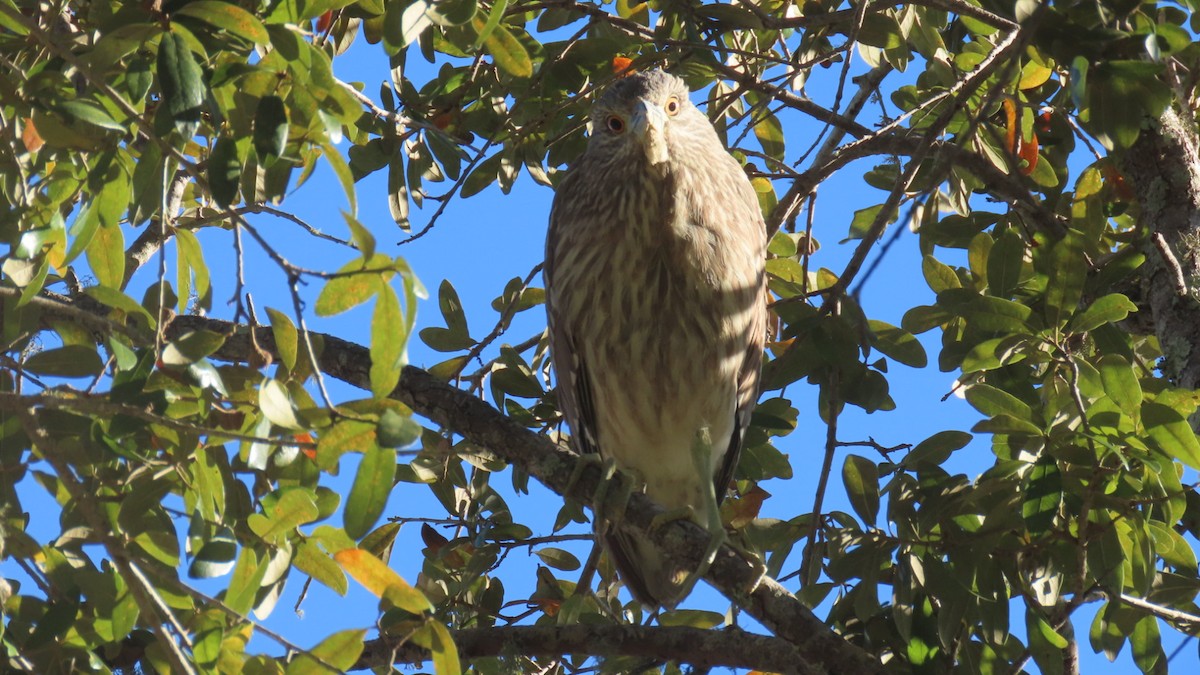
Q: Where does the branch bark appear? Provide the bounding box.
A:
[357,625,818,673]
[1123,107,1200,395]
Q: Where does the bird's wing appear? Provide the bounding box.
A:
[544,175,600,456]
[710,165,769,503]
[713,297,766,501]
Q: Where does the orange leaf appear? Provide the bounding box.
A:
[1002,98,1017,156]
[334,548,433,614]
[1018,132,1039,176]
[1103,162,1135,201]
[612,56,635,77]
[21,117,43,152]
[316,10,334,34]
[721,484,771,529]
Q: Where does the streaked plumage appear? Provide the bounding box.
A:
[544,70,768,608]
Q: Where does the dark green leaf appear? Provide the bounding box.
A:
[1022,456,1062,536]
[24,346,104,378]
[208,135,241,208]
[988,229,1024,298]
[867,320,926,368]
[253,95,288,163]
[157,31,206,138]
[842,455,880,524]
[534,547,580,571]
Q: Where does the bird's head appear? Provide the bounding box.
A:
[587,70,707,171]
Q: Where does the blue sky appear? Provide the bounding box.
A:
[6,18,1197,675]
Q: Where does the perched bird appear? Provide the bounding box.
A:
[544,70,768,608]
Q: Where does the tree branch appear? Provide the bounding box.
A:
[1123,107,1200,394]
[358,625,821,673]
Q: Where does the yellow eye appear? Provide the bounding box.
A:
[606,115,625,133]
[665,97,681,116]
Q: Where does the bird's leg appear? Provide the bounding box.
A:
[645,427,728,601]
[563,450,645,538]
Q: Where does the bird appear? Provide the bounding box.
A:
[544,69,768,608]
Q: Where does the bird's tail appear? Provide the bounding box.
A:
[603,529,693,609]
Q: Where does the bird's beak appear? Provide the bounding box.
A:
[631,99,669,166]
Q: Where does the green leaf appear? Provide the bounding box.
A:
[161,330,226,366]
[292,540,348,595]
[208,135,242,207]
[534,546,581,571]
[753,110,785,161]
[473,0,508,47]
[842,455,880,524]
[1067,293,1137,333]
[157,31,206,138]
[174,0,270,43]
[377,409,421,448]
[344,446,396,539]
[84,286,156,327]
[260,378,303,430]
[1021,455,1061,535]
[370,285,406,398]
[965,383,1034,421]
[1142,401,1200,469]
[130,142,167,226]
[1098,354,1142,418]
[176,228,210,311]
[225,547,269,615]
[903,430,971,467]
[315,255,389,316]
[460,152,503,198]
[188,528,238,579]
[987,229,1024,298]
[657,609,725,629]
[1084,61,1171,150]
[267,307,299,372]
[482,24,532,78]
[1130,614,1162,673]
[427,0,476,25]
[24,346,104,378]
[253,95,289,163]
[325,145,357,214]
[425,622,461,675]
[343,212,375,260]
[922,255,960,292]
[317,420,378,470]
[436,278,468,334]
[57,99,125,132]
[285,629,368,675]
[87,219,125,289]
[867,320,926,368]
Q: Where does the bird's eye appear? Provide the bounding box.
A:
[606,115,625,133]
[665,97,681,116]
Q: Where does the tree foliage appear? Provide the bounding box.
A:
[4,0,1200,673]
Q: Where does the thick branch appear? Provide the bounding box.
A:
[358,625,814,673]
[1123,107,1200,392]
